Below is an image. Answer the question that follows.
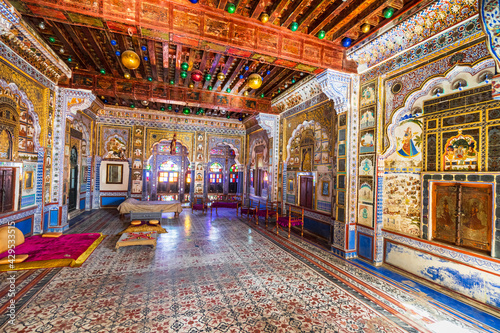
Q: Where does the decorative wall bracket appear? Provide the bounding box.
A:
[316,69,352,114]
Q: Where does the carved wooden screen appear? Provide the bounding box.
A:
[432,182,492,252]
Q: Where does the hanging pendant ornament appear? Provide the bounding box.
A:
[383,7,395,19]
[181,71,188,79]
[124,73,131,79]
[318,30,326,39]
[121,50,141,70]
[189,0,198,3]
[189,82,195,88]
[217,72,225,81]
[361,23,371,34]
[243,91,249,96]
[260,13,269,23]
[183,107,191,115]
[247,73,263,89]
[227,3,236,14]
[205,73,212,81]
[191,70,203,82]
[290,22,299,32]
[341,37,352,47]
[181,62,189,71]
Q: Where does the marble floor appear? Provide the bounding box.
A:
[1,209,499,333]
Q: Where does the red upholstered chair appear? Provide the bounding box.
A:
[274,204,304,238]
[255,201,279,227]
[191,195,207,213]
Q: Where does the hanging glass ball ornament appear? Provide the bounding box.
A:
[67,57,72,62]
[227,3,236,13]
[100,68,106,74]
[124,73,131,79]
[341,37,352,47]
[383,7,395,19]
[244,65,249,71]
[48,36,56,43]
[160,106,165,111]
[243,91,249,96]
[190,0,199,3]
[260,93,265,98]
[205,73,212,81]
[199,108,204,113]
[180,71,188,79]
[121,50,141,70]
[169,79,175,85]
[147,76,153,82]
[260,13,269,23]
[168,104,173,110]
[239,74,244,79]
[247,73,263,89]
[290,22,299,32]
[111,39,117,46]
[181,62,189,71]
[318,30,326,39]
[208,86,213,91]
[183,107,190,114]
[361,23,371,34]
[266,70,271,75]
[189,82,195,88]
[217,72,225,81]
[191,70,203,82]
[226,88,231,93]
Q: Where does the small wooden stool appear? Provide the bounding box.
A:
[149,220,159,225]
[131,220,142,226]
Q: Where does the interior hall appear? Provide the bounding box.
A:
[1,0,500,332]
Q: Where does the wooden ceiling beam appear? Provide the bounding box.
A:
[162,42,170,82]
[268,0,289,25]
[218,0,228,10]
[174,44,182,85]
[323,0,385,39]
[184,48,197,87]
[212,56,235,91]
[281,0,309,28]
[251,67,284,95]
[250,0,267,19]
[131,36,149,79]
[296,0,330,32]
[82,27,116,76]
[264,70,297,96]
[259,68,290,96]
[49,21,89,70]
[65,25,100,71]
[234,60,258,95]
[203,53,222,90]
[222,58,245,92]
[105,31,129,77]
[308,0,353,35]
[148,40,159,81]
[194,50,209,89]
[236,0,251,15]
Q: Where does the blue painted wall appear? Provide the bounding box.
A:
[101,196,126,207]
[43,212,49,231]
[357,233,373,260]
[49,210,59,226]
[80,198,85,210]
[15,217,33,235]
[304,217,330,240]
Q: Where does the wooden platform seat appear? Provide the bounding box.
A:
[0,225,25,253]
[274,204,304,238]
[42,232,63,238]
[210,194,242,215]
[255,201,279,226]
[240,198,259,222]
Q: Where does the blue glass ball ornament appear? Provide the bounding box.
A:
[189,0,199,3]
[115,50,121,56]
[239,74,244,79]
[141,45,147,51]
[341,37,352,47]
[144,56,149,61]
[266,70,271,75]
[244,66,249,71]
[111,40,117,46]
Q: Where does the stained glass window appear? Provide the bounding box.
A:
[159,161,179,171]
[210,162,223,172]
[209,174,222,183]
[229,164,238,172]
[186,173,191,183]
[229,173,238,183]
[159,171,178,183]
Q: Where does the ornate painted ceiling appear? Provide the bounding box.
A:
[6,0,423,115]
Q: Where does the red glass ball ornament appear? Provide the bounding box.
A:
[191,70,203,82]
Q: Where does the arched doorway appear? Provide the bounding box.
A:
[157,160,180,201]
[208,162,223,194]
[229,164,239,194]
[68,146,78,212]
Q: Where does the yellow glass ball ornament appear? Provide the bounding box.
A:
[247,73,263,90]
[121,50,140,70]
[124,73,131,79]
[243,91,249,96]
[260,13,269,23]
[188,82,194,88]
[360,23,371,34]
[217,72,225,81]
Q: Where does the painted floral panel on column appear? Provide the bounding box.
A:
[358,178,373,203]
[359,130,375,154]
[360,82,376,107]
[359,155,374,176]
[360,107,376,130]
[358,203,373,227]
[383,174,421,237]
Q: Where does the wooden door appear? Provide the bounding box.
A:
[300,176,313,209]
[68,147,78,212]
[0,168,14,213]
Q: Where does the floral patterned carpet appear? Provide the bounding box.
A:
[0,209,498,332]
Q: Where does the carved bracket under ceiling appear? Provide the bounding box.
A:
[316,69,352,114]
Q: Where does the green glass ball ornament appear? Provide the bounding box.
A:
[318,30,326,39]
[100,68,106,74]
[383,7,395,19]
[226,88,231,93]
[278,89,281,93]
[199,108,204,113]
[168,104,173,110]
[208,86,213,91]
[290,22,299,32]
[227,3,236,14]
[130,104,135,108]
[291,78,296,84]
[48,36,56,43]
[181,62,189,71]
[147,76,153,82]
[67,57,72,62]
[169,80,175,85]
[183,107,190,114]
[180,71,188,79]
[160,106,165,111]
[227,114,230,119]
[205,73,212,81]
[260,93,265,98]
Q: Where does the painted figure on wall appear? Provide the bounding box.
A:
[442,132,478,171]
[398,127,419,157]
[361,84,375,106]
[104,135,127,159]
[360,132,374,153]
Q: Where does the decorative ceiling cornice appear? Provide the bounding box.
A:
[0,0,70,81]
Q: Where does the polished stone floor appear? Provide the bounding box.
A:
[1,209,499,332]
